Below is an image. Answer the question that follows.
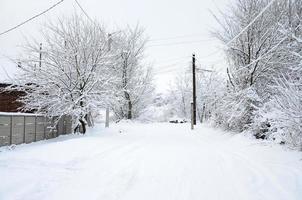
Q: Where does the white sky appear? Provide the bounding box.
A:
[0,0,230,92]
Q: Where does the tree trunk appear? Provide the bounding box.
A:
[128,99,132,119]
[73,118,87,134]
[122,54,132,120]
[79,118,86,134]
[124,91,132,119]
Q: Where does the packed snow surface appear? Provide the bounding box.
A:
[0,122,301,200]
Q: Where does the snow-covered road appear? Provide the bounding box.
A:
[0,122,302,200]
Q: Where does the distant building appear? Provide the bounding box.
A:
[0,83,27,113]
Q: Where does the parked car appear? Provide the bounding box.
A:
[169,117,187,124]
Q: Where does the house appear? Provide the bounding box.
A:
[0,83,27,112]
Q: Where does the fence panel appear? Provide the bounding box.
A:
[45,117,55,139]
[0,114,72,147]
[65,116,73,134]
[0,116,11,146]
[36,116,45,141]
[57,116,65,135]
[25,116,35,143]
[11,116,25,145]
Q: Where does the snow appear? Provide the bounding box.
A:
[0,122,301,200]
[0,112,43,116]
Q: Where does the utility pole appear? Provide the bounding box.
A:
[104,31,121,128]
[105,108,109,128]
[288,0,292,27]
[39,43,42,70]
[105,34,112,128]
[192,54,197,125]
[108,33,112,51]
[191,102,194,130]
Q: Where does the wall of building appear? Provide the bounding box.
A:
[0,83,26,112]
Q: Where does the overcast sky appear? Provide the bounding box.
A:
[0,0,230,92]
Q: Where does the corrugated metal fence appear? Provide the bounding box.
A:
[0,114,72,147]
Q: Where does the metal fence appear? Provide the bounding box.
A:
[0,114,72,147]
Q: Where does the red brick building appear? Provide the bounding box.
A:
[0,83,26,112]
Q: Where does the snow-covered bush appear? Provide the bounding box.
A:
[213,86,261,132]
[253,77,302,148]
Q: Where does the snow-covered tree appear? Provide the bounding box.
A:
[168,71,192,119]
[253,1,302,147]
[196,71,225,123]
[108,25,154,120]
[212,0,287,131]
[212,0,302,148]
[166,68,225,123]
[12,14,115,133]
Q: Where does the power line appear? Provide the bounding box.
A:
[153,53,224,74]
[147,39,216,48]
[149,35,215,42]
[149,1,276,56]
[74,0,94,23]
[153,60,189,72]
[154,67,188,76]
[0,0,64,37]
[154,61,188,72]
[225,0,277,47]
[154,66,186,74]
[154,55,191,65]
[186,0,276,62]
[153,57,189,68]
[235,35,288,72]
[149,0,276,58]
[154,66,190,75]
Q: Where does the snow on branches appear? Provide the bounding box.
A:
[11,14,153,133]
[106,25,154,120]
[211,0,302,148]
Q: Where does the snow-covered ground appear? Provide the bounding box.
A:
[0,122,301,200]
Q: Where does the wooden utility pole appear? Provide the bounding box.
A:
[105,34,113,128]
[192,54,197,125]
[108,33,112,51]
[191,102,194,130]
[288,0,292,27]
[39,43,42,70]
[105,108,109,128]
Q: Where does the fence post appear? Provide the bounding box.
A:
[63,115,66,134]
[51,118,54,137]
[10,116,12,145]
[34,116,37,142]
[105,108,109,128]
[43,117,46,139]
[23,116,26,143]
[56,118,60,136]
[53,117,57,138]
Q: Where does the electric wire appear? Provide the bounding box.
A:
[149,34,211,42]
[224,0,277,47]
[74,0,94,23]
[147,39,216,47]
[0,0,64,37]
